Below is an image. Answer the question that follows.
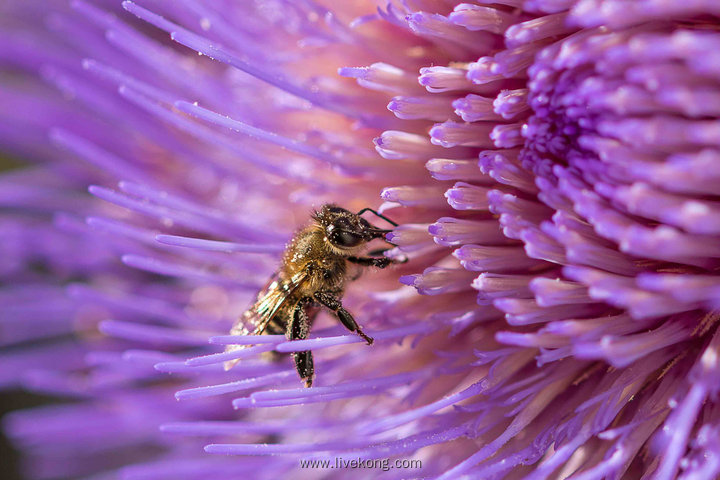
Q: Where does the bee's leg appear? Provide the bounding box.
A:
[288,301,314,388]
[313,291,374,345]
[349,247,408,266]
[347,255,393,268]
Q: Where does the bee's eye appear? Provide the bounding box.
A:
[333,230,364,247]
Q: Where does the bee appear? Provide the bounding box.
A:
[225,204,403,387]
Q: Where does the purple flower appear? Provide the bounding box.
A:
[2,0,720,479]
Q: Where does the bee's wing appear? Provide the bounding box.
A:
[229,272,280,337]
[224,270,309,370]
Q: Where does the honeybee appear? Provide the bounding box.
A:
[225,204,403,387]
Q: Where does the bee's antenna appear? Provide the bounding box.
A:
[356,208,399,227]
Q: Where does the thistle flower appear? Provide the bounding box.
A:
[2,1,720,479]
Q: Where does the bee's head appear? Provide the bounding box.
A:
[315,204,392,251]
